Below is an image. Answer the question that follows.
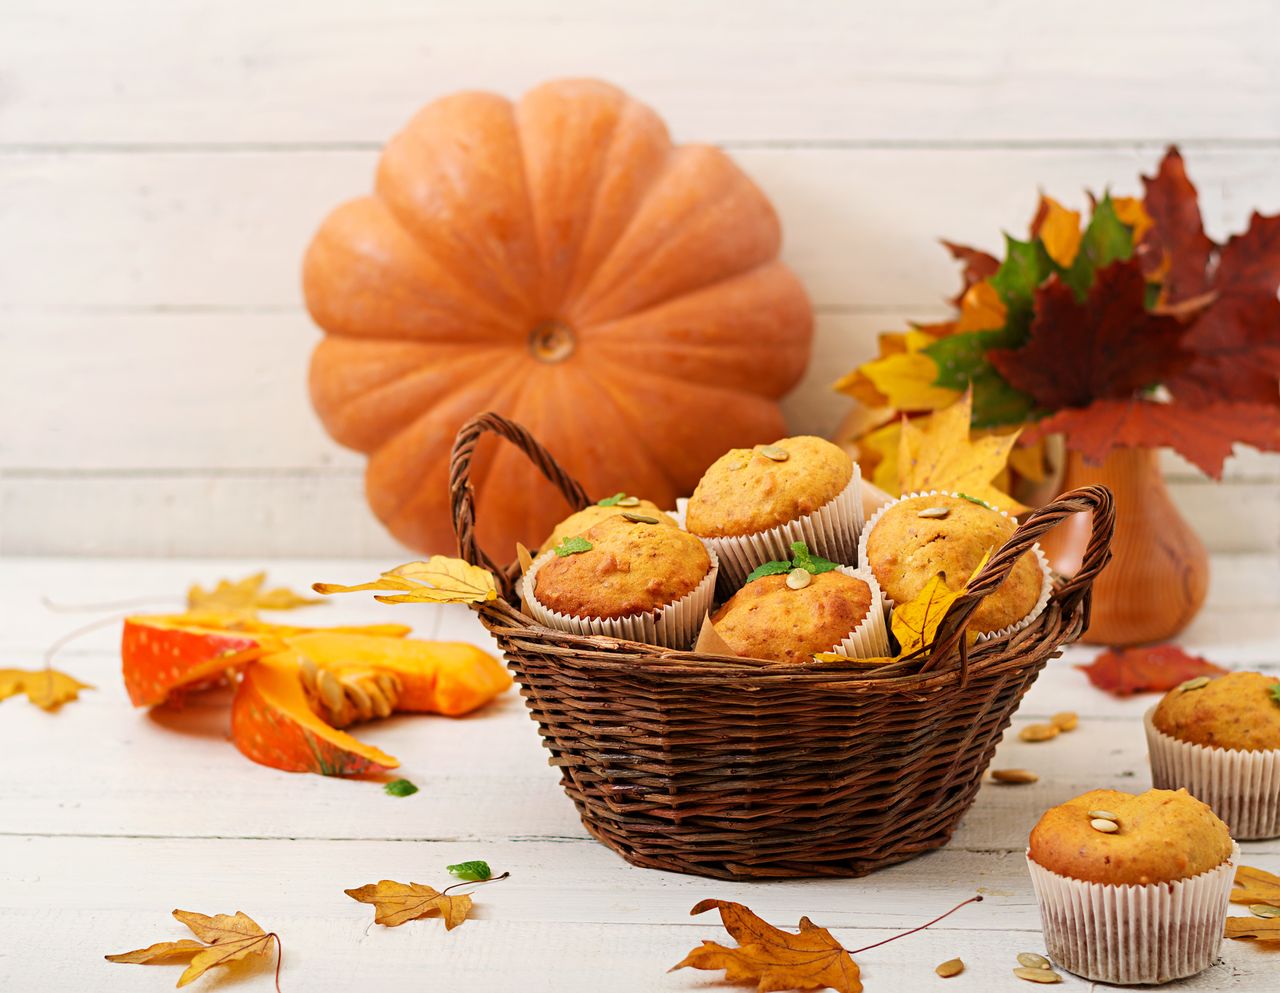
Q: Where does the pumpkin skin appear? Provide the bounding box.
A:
[304,78,812,555]
[121,615,269,707]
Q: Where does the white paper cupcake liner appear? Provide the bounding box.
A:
[1145,707,1280,840]
[828,565,891,659]
[522,545,718,650]
[1026,843,1238,985]
[698,465,864,592]
[856,489,1052,644]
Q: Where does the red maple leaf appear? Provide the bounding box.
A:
[990,261,1188,410]
[1141,147,1215,302]
[1078,644,1228,697]
[1023,397,1280,478]
[941,240,999,307]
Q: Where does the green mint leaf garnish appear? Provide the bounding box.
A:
[384,778,418,797]
[956,493,994,510]
[447,860,492,881]
[1270,684,1280,707]
[789,541,839,575]
[746,560,794,582]
[597,492,625,507]
[554,536,593,557]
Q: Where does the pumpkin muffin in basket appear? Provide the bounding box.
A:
[1146,670,1280,839]
[539,493,675,554]
[1026,787,1236,985]
[685,436,863,589]
[524,514,716,649]
[860,492,1049,639]
[711,559,888,665]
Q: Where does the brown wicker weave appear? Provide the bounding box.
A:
[450,412,1115,880]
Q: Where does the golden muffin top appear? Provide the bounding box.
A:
[1153,671,1280,752]
[1029,788,1233,885]
[533,515,711,620]
[539,496,675,554]
[864,493,1041,635]
[711,570,874,666]
[685,436,852,538]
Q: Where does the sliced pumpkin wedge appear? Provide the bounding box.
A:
[121,614,275,707]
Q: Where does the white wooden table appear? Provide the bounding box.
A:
[1,554,1277,992]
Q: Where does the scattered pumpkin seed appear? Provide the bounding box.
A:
[1019,723,1060,743]
[1179,675,1211,692]
[1087,809,1119,822]
[1016,952,1051,970]
[759,445,790,462]
[916,506,950,519]
[622,512,659,524]
[935,958,964,978]
[991,768,1040,785]
[1091,817,1120,833]
[786,568,812,590]
[616,496,640,507]
[1050,711,1078,732]
[1013,966,1062,983]
[316,668,344,711]
[1250,904,1280,918]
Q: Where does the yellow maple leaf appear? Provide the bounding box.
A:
[898,391,1027,514]
[314,557,498,605]
[954,280,1007,333]
[0,668,93,710]
[858,328,962,413]
[860,419,903,495]
[672,899,862,993]
[1112,196,1154,244]
[188,572,323,618]
[106,909,280,990]
[1231,865,1280,907]
[1035,195,1083,268]
[345,880,473,930]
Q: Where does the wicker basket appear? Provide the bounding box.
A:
[450,413,1115,880]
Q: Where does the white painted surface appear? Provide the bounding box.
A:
[2,0,1278,557]
[2,554,1279,991]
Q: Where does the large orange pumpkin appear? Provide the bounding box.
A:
[303,78,812,555]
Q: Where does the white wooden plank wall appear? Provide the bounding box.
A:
[2,0,1278,557]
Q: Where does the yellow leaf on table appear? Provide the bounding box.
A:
[955,280,1007,333]
[188,572,323,618]
[1225,916,1280,942]
[0,668,93,710]
[314,557,498,606]
[345,880,473,930]
[672,899,862,993]
[1034,195,1083,268]
[1231,865,1280,907]
[898,390,1028,514]
[106,909,280,990]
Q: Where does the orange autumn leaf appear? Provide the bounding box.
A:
[1225,916,1280,942]
[1031,195,1083,268]
[954,280,1007,333]
[188,572,323,619]
[672,899,862,993]
[1077,643,1228,697]
[1231,865,1280,907]
[345,880,474,930]
[314,557,497,605]
[106,910,281,990]
[0,667,93,710]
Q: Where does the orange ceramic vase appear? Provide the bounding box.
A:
[1038,446,1209,647]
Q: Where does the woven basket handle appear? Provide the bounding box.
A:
[449,412,592,598]
[923,484,1115,671]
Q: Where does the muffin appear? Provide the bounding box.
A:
[685,436,863,589]
[539,495,675,553]
[524,515,717,648]
[861,492,1049,638]
[1026,787,1236,984]
[1146,671,1280,839]
[711,568,889,665]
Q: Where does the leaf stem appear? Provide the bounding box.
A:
[441,871,510,896]
[846,894,983,954]
[268,933,282,993]
[41,594,179,613]
[42,611,137,669]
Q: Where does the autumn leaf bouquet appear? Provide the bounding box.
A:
[838,147,1280,493]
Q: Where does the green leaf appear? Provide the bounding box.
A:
[596,492,625,507]
[990,235,1055,313]
[554,536,593,557]
[1063,194,1133,298]
[1270,684,1280,707]
[789,541,839,575]
[924,328,1038,428]
[745,559,793,583]
[384,778,419,797]
[447,860,492,881]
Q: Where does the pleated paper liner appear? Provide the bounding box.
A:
[1145,707,1280,840]
[1026,843,1238,985]
[698,464,864,592]
[523,545,719,650]
[857,489,1052,643]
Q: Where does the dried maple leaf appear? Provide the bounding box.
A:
[0,667,93,710]
[1225,916,1280,942]
[188,572,322,618]
[1141,147,1215,302]
[672,899,862,993]
[1076,644,1228,697]
[315,557,498,605]
[345,879,473,929]
[941,240,1000,307]
[897,391,1026,514]
[892,552,990,658]
[1231,865,1280,907]
[1030,195,1083,268]
[106,909,281,990]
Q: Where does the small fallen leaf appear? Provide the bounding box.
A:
[1225,916,1280,942]
[384,778,418,798]
[314,557,497,605]
[0,667,93,710]
[106,909,281,990]
[447,860,493,882]
[672,899,862,993]
[189,572,323,618]
[1232,865,1280,907]
[345,880,473,930]
[1077,644,1228,697]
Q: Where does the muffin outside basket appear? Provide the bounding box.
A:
[450,412,1116,880]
